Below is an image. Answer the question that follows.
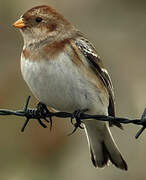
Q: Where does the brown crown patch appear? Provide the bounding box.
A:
[27,5,58,15]
[22,5,69,24]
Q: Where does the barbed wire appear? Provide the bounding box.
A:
[0,96,146,138]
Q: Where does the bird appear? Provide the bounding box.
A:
[13,5,127,170]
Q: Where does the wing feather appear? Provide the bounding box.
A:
[75,37,122,129]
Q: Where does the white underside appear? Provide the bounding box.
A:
[21,52,108,114]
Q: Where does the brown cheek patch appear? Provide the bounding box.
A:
[46,23,57,32]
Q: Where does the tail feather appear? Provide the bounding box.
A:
[84,120,128,170]
[90,142,109,167]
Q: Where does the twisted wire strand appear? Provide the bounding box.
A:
[0,96,146,139]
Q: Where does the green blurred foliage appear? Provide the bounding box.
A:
[0,0,146,179]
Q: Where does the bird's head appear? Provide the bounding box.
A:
[13,5,74,46]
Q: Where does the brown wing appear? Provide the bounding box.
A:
[75,37,122,129]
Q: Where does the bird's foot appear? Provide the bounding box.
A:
[21,96,52,132]
[68,109,88,135]
[36,102,53,131]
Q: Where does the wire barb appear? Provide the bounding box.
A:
[0,96,146,139]
[135,108,146,139]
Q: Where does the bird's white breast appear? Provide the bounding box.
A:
[21,52,108,114]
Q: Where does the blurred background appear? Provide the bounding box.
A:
[0,0,146,179]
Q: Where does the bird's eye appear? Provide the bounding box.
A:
[35,17,43,23]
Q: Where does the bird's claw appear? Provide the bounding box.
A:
[68,109,88,135]
[21,96,53,132]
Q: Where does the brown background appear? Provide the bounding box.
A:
[0,0,146,179]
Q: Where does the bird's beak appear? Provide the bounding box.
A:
[13,18,26,29]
